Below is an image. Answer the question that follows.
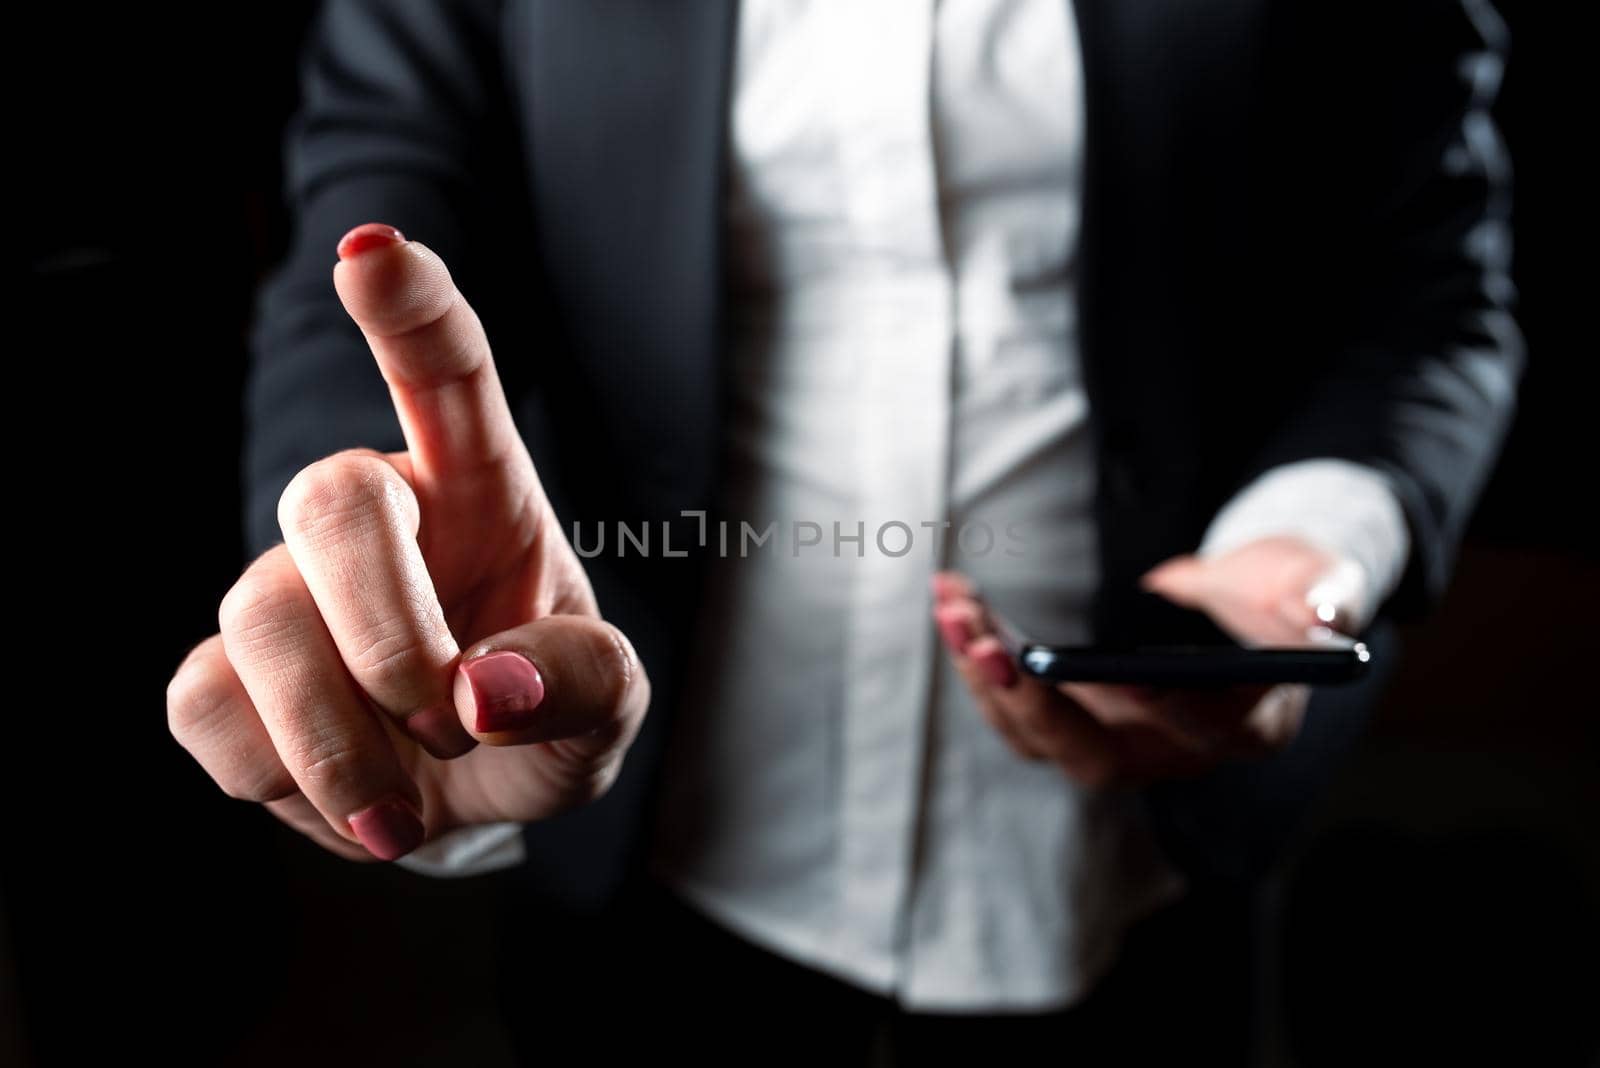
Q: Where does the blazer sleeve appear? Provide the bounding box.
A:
[243,0,509,557]
[1236,0,1525,620]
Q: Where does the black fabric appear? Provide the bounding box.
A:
[243,0,1522,913]
[488,873,1261,1066]
[1146,620,1397,888]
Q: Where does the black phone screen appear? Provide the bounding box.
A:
[988,589,1370,686]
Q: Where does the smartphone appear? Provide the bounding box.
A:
[986,589,1371,686]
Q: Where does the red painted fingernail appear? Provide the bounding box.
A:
[348,796,425,861]
[977,649,1018,689]
[937,613,971,655]
[459,651,546,734]
[336,223,406,260]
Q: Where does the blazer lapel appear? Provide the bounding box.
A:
[514,0,739,513]
[1067,0,1265,448]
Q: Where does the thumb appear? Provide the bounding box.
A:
[454,617,651,766]
[1140,554,1212,608]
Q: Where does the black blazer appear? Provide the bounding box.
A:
[245,0,1522,910]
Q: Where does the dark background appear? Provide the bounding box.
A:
[10,4,1595,1065]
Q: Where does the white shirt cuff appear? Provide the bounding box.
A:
[1199,459,1412,622]
[393,820,527,878]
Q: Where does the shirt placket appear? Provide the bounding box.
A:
[825,0,953,985]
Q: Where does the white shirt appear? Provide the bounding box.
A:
[397,0,1410,1014]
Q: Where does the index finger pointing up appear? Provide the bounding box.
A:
[332,223,540,512]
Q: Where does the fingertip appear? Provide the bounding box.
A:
[347,795,426,861]
[455,650,547,739]
[1142,555,1205,598]
[332,234,456,344]
[336,222,406,261]
[1140,553,1187,581]
[935,604,973,656]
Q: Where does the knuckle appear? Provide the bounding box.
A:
[425,303,487,381]
[293,734,369,796]
[278,450,414,544]
[220,765,299,805]
[218,563,304,649]
[165,645,300,805]
[166,643,225,744]
[345,625,432,693]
